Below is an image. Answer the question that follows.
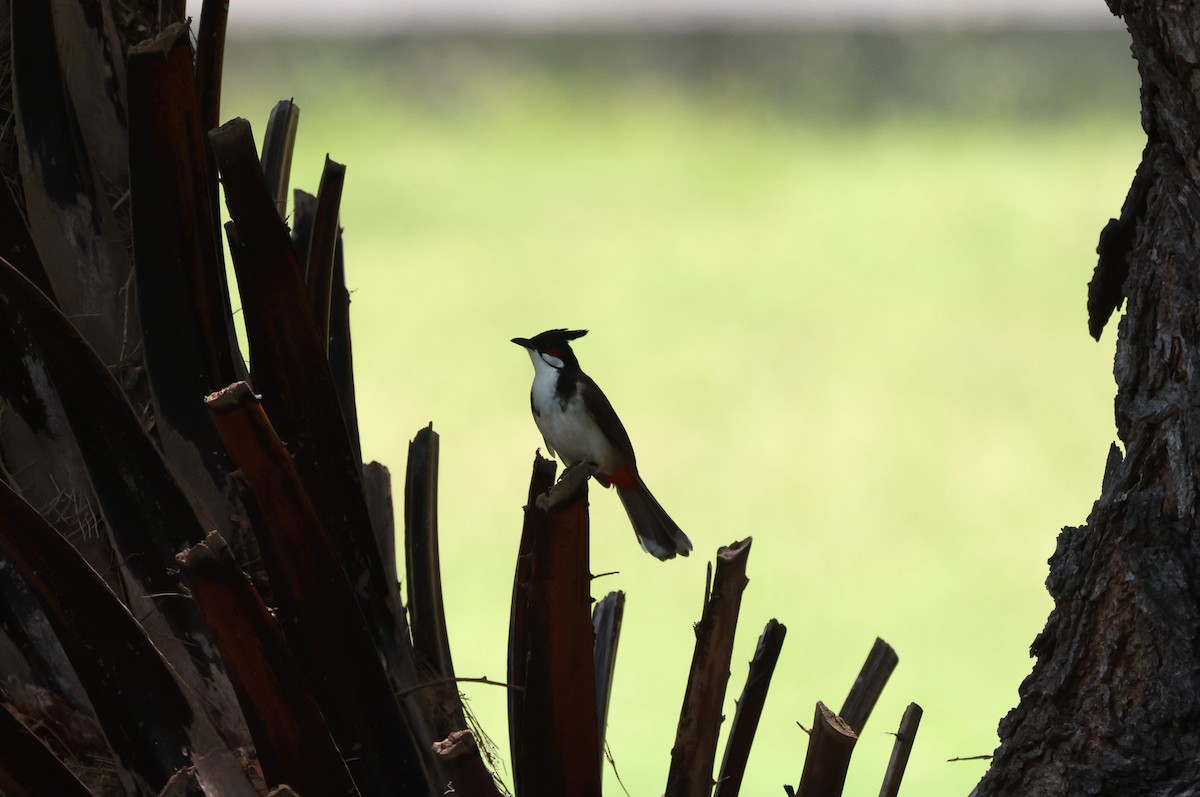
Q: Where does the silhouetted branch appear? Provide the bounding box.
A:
[592,589,626,766]
[879,703,922,797]
[405,424,468,736]
[0,478,256,796]
[306,155,346,346]
[210,117,415,705]
[715,618,787,797]
[205,380,434,796]
[195,0,229,137]
[666,537,753,797]
[179,530,359,797]
[795,702,857,797]
[0,702,92,797]
[509,452,601,797]
[260,100,300,220]
[840,637,897,735]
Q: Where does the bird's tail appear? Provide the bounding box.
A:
[616,476,693,561]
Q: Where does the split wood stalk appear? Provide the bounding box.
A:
[404,424,470,738]
[840,637,898,735]
[306,154,346,346]
[592,589,626,766]
[714,617,787,797]
[433,730,506,797]
[0,702,93,797]
[208,117,416,705]
[128,21,243,392]
[665,537,754,797]
[260,100,300,221]
[0,256,247,749]
[509,453,602,797]
[179,530,360,797]
[878,703,922,797]
[0,478,257,797]
[507,454,557,796]
[10,0,135,371]
[205,380,434,796]
[795,702,858,797]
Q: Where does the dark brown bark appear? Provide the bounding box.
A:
[591,589,626,766]
[432,730,506,797]
[878,703,922,797]
[0,701,93,797]
[306,155,346,346]
[507,454,557,797]
[209,120,414,704]
[0,257,248,749]
[0,478,255,797]
[665,538,753,797]
[976,4,1200,795]
[794,702,857,797]
[839,637,897,736]
[509,455,602,797]
[404,425,469,738]
[205,381,435,797]
[127,24,245,547]
[179,531,359,797]
[714,618,786,797]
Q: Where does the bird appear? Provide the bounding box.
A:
[511,328,693,560]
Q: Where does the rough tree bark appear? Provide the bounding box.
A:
[975,3,1200,796]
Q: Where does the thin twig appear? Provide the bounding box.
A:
[396,676,524,700]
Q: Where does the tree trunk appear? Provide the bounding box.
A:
[975,3,1200,795]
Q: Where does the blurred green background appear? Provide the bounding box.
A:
[217,27,1141,796]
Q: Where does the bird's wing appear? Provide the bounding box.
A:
[579,373,637,467]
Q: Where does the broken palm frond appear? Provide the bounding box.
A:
[795,702,858,797]
[405,425,470,738]
[128,22,244,392]
[507,454,557,796]
[260,100,301,221]
[10,0,136,372]
[305,154,346,346]
[714,618,787,797]
[209,118,415,702]
[666,537,753,797]
[0,479,257,797]
[0,256,247,749]
[434,730,507,797]
[0,8,926,795]
[840,637,898,735]
[0,700,92,797]
[127,23,248,581]
[195,0,230,138]
[179,531,360,797]
[592,589,626,767]
[206,381,435,795]
[879,703,923,797]
[510,453,602,797]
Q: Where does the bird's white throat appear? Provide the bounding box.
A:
[526,349,561,412]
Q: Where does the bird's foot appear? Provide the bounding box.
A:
[537,461,599,510]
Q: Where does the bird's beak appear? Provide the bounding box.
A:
[511,337,533,348]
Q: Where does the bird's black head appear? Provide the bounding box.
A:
[511,328,587,369]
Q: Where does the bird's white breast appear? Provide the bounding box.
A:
[526,352,620,470]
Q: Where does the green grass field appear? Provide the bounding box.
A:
[218,29,1143,796]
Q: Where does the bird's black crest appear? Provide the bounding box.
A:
[528,328,588,348]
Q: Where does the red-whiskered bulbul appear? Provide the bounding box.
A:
[511,328,693,560]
